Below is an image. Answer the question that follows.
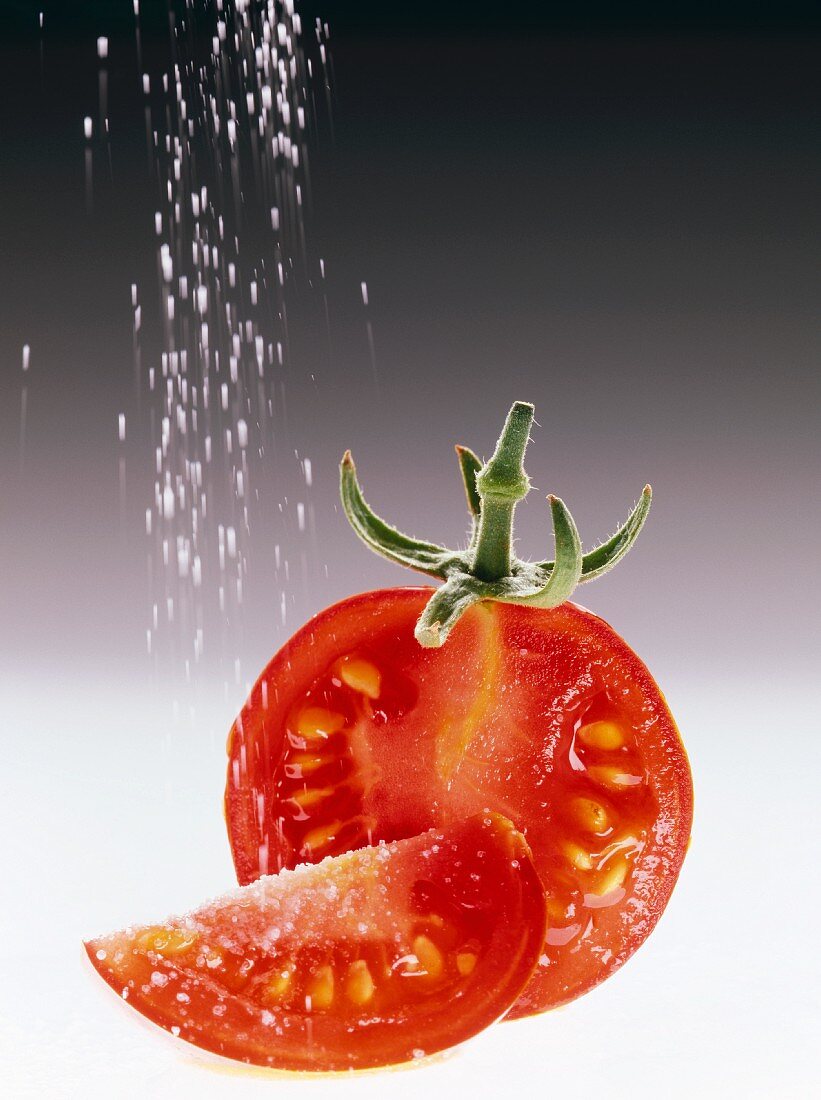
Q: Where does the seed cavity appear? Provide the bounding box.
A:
[301,820,342,853]
[345,959,375,1005]
[593,856,628,897]
[577,720,624,750]
[545,897,568,922]
[562,841,594,871]
[456,951,477,977]
[136,926,198,957]
[412,935,444,979]
[296,707,346,743]
[287,752,333,777]
[587,765,643,790]
[570,797,610,834]
[338,656,381,700]
[262,961,295,1002]
[307,965,335,1010]
[289,786,335,810]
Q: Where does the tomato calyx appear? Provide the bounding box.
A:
[340,401,652,647]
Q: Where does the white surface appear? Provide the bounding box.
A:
[1,671,819,1099]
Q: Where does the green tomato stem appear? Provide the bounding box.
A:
[471,402,534,581]
[338,399,652,648]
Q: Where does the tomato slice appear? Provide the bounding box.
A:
[225,587,693,1018]
[85,813,546,1071]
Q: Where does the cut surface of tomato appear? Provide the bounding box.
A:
[225,587,693,1018]
[85,813,546,1071]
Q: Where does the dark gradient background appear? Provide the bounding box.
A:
[1,5,818,691]
[1,3,819,1096]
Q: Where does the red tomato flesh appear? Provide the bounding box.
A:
[85,813,546,1071]
[226,588,693,1018]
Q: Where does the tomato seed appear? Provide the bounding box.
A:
[412,935,444,979]
[306,965,335,1010]
[338,657,381,699]
[296,707,346,742]
[569,797,610,834]
[345,960,375,1005]
[577,720,624,751]
[587,766,642,790]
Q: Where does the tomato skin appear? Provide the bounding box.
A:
[225,587,693,1018]
[84,814,546,1071]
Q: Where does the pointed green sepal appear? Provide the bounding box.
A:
[502,495,583,609]
[535,485,652,583]
[340,452,452,579]
[414,574,486,648]
[455,445,483,517]
[579,485,652,581]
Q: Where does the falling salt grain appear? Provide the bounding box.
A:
[97,37,109,60]
[84,117,93,140]
[22,344,31,372]
[118,414,126,442]
[160,245,173,282]
[136,0,324,699]
[360,281,369,306]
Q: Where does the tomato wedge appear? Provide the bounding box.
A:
[225,589,693,1018]
[85,813,546,1071]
